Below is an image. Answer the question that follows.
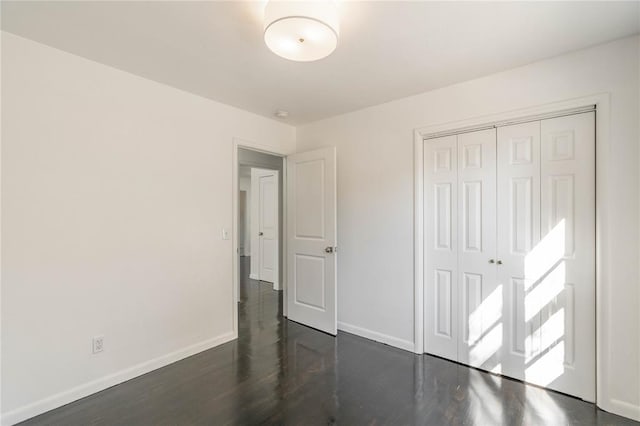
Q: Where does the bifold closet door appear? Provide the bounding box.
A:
[424,129,497,362]
[497,112,595,401]
[538,112,595,401]
[496,121,542,379]
[456,129,498,368]
[424,135,459,360]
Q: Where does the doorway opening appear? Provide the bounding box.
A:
[232,142,338,338]
[236,147,285,337]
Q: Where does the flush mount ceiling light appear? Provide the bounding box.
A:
[263,1,339,62]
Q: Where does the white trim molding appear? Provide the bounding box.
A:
[1,332,236,426]
[338,322,415,353]
[412,93,639,419]
[608,399,640,422]
[413,132,424,354]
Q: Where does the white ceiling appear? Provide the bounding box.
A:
[2,1,639,124]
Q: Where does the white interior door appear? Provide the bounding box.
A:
[456,129,498,369]
[287,147,337,335]
[424,135,459,360]
[537,112,595,400]
[497,121,542,380]
[257,170,278,286]
[424,130,498,363]
[497,113,595,401]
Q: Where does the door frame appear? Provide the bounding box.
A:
[413,93,610,408]
[232,138,288,337]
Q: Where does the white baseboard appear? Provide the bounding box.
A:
[1,331,237,426]
[249,273,259,280]
[605,398,640,422]
[337,321,414,352]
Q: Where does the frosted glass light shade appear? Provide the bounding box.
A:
[264,1,339,62]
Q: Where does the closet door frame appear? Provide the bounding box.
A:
[414,94,610,409]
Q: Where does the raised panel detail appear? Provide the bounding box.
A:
[295,159,324,239]
[294,254,325,310]
[511,178,533,254]
[564,283,575,366]
[549,175,575,257]
[435,269,452,337]
[511,278,526,355]
[463,144,482,169]
[434,183,452,250]
[261,239,276,270]
[463,181,482,252]
[434,148,452,173]
[261,178,277,228]
[549,130,575,161]
[463,273,482,344]
[510,137,533,165]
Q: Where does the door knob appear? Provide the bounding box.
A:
[497,260,503,265]
[325,246,334,253]
[489,259,495,264]
[259,232,264,236]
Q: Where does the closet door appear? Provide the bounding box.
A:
[497,114,595,401]
[497,122,541,380]
[537,112,595,401]
[456,129,498,369]
[424,135,458,360]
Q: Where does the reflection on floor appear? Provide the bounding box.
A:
[20,257,638,425]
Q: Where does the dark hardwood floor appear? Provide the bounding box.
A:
[20,257,638,425]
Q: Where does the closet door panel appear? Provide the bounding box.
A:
[538,112,595,401]
[497,121,541,380]
[456,129,499,369]
[424,135,459,360]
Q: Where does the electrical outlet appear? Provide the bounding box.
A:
[92,335,104,354]
[222,228,229,240]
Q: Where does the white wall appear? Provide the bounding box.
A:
[297,35,640,420]
[239,173,251,256]
[1,32,295,424]
[250,169,262,280]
